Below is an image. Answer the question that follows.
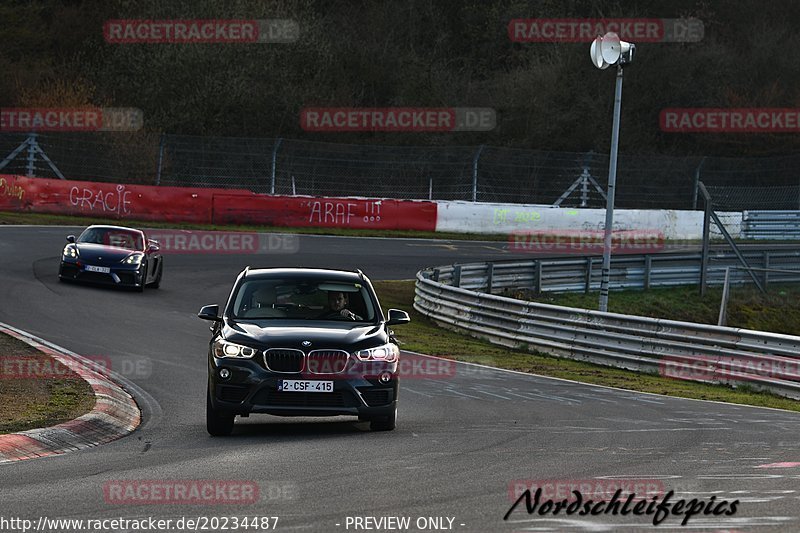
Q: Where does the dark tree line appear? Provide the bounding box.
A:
[2,0,800,156]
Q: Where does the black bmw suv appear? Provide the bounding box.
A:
[198,267,410,436]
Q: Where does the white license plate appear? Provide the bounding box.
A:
[278,380,333,393]
[85,265,111,274]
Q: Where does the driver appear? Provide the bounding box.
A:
[322,291,362,320]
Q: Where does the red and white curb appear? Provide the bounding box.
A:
[0,323,141,463]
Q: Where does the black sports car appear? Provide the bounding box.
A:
[59,225,163,291]
[198,267,410,436]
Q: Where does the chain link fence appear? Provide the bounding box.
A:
[2,132,800,210]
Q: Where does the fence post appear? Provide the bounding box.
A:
[432,268,440,282]
[644,255,652,290]
[155,133,166,185]
[718,266,731,326]
[584,257,593,294]
[26,133,37,177]
[763,251,770,290]
[270,137,282,194]
[472,144,485,202]
[453,265,462,287]
[534,260,542,295]
[692,156,706,209]
[700,188,711,296]
[486,262,494,294]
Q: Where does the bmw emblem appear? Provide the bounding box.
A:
[301,340,312,347]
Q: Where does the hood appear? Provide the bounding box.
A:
[222,320,386,351]
[76,243,137,265]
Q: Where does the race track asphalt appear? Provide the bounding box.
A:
[1,226,799,532]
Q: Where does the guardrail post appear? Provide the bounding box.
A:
[585,257,593,294]
[534,261,542,295]
[644,255,652,290]
[453,265,462,287]
[486,263,494,294]
[432,268,440,282]
[763,251,770,290]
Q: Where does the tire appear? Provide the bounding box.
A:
[148,261,163,289]
[135,265,147,292]
[206,385,235,436]
[369,404,397,432]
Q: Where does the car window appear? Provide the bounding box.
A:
[78,228,144,251]
[231,279,376,321]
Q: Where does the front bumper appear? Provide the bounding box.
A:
[59,260,145,288]
[208,355,399,418]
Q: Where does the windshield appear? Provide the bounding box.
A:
[78,227,144,251]
[231,279,377,322]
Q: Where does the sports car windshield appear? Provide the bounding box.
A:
[78,227,144,251]
[231,279,377,322]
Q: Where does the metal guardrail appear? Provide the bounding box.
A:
[743,210,800,239]
[431,249,800,295]
[414,248,800,399]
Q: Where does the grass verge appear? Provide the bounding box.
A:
[508,283,800,337]
[0,332,95,434]
[373,280,800,412]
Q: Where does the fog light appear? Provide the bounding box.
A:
[219,368,231,380]
[378,371,392,384]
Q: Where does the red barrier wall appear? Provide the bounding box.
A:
[0,175,437,231]
[212,194,436,231]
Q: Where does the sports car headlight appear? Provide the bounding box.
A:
[123,252,144,265]
[62,245,78,259]
[213,339,257,359]
[355,343,399,362]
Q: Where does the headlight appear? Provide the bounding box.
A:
[123,252,144,265]
[213,339,257,359]
[62,245,78,259]
[355,343,399,362]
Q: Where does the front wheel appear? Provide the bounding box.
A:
[206,385,235,436]
[369,404,397,432]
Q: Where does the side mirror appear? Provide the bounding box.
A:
[147,240,160,253]
[198,304,222,322]
[386,309,410,326]
[66,235,76,243]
